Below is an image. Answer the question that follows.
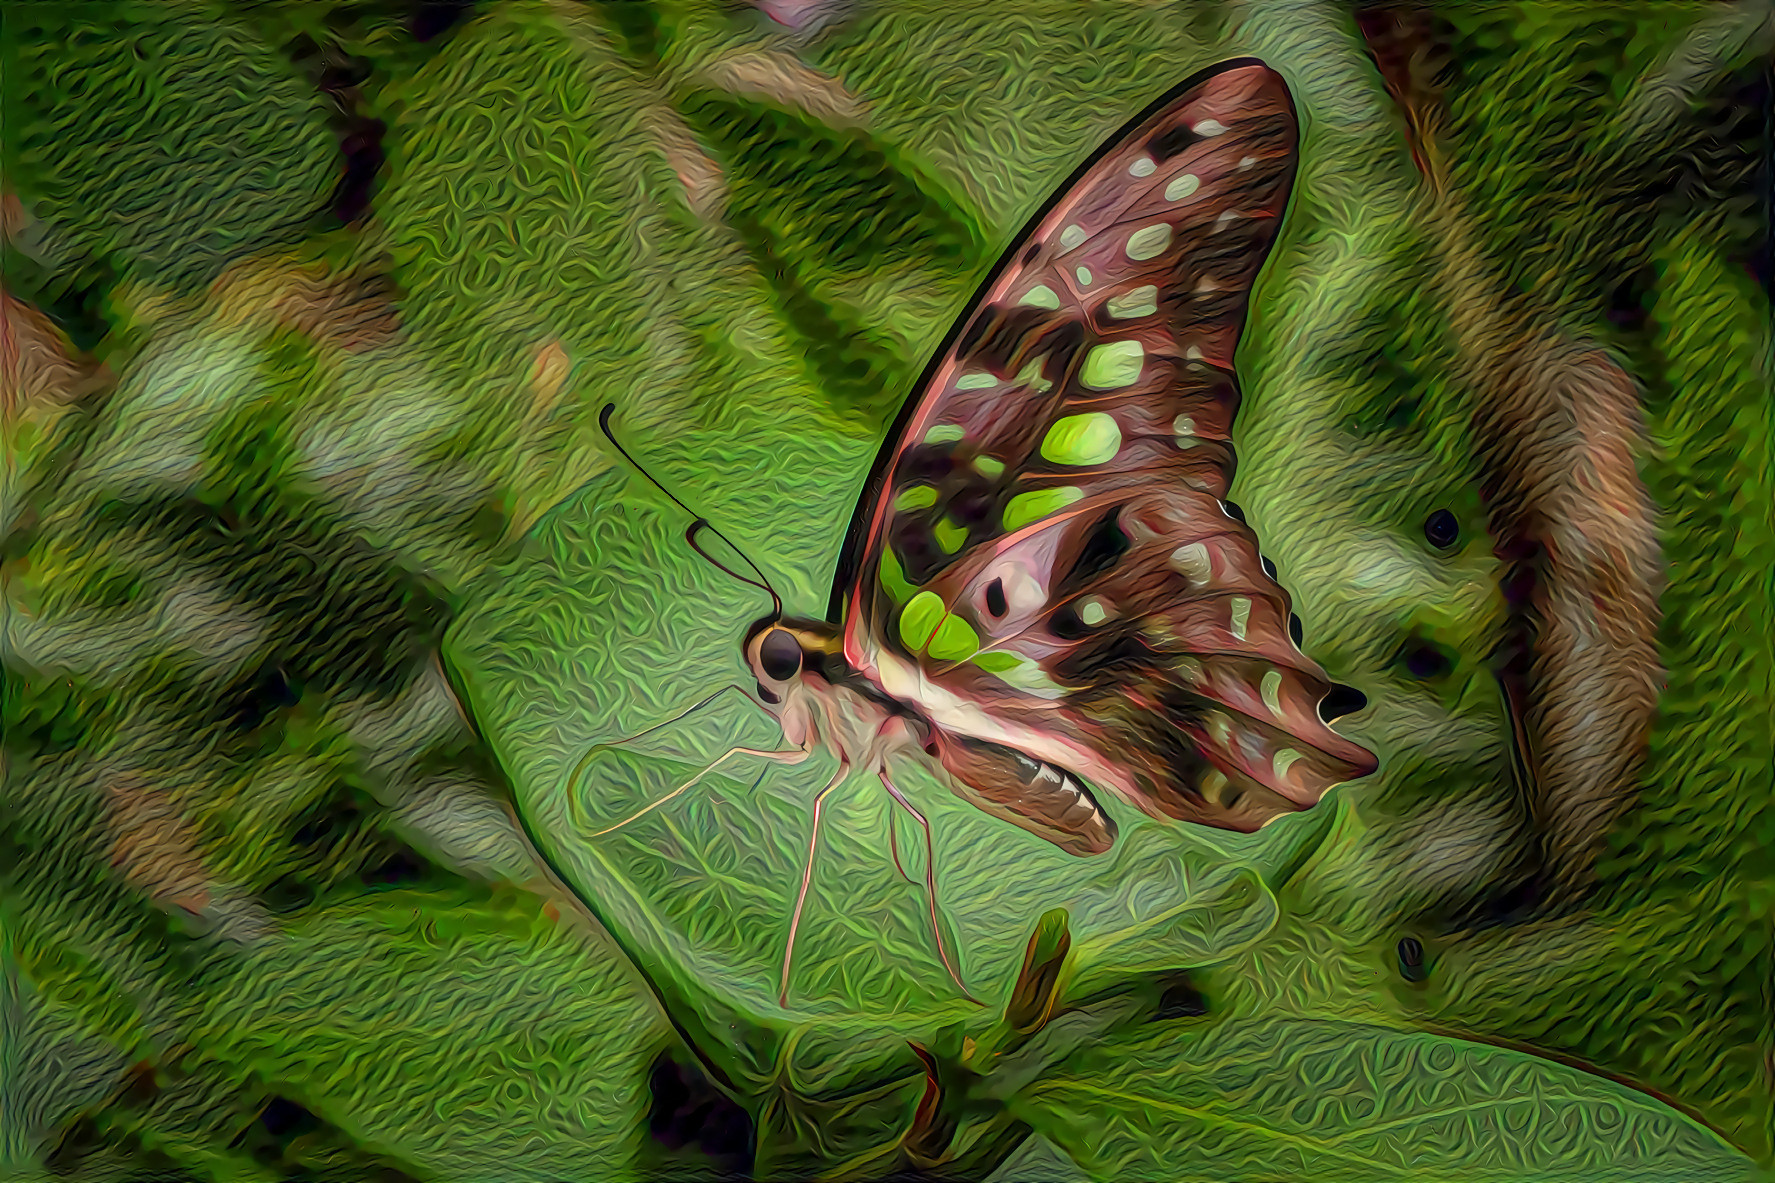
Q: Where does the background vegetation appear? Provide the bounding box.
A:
[1,1,1770,1180]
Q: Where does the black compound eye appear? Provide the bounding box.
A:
[757,628,803,682]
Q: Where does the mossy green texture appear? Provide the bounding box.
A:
[3,0,336,291]
[4,0,1770,1179]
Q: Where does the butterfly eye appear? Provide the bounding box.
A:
[758,628,803,682]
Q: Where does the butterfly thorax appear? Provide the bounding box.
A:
[745,616,926,770]
[746,614,1123,856]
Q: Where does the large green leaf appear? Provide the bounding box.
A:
[1014,1017,1765,1183]
[188,889,670,1183]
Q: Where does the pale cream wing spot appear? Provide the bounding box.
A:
[1165,173,1201,202]
[1229,596,1251,642]
[1169,542,1213,586]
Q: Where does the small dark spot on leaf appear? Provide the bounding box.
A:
[1221,500,1246,524]
[411,0,475,42]
[1397,936,1427,982]
[1423,509,1460,549]
[257,1097,320,1141]
[362,848,428,886]
[1288,614,1304,647]
[1153,976,1209,1019]
[1402,642,1453,679]
[262,877,316,915]
[293,790,360,849]
[1259,554,1277,580]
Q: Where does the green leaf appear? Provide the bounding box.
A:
[1005,909,1071,1034]
[5,0,336,291]
[1016,1018,1765,1183]
[190,888,669,1182]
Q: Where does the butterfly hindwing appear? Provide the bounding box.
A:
[840,60,1378,840]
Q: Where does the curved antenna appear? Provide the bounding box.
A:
[599,403,783,619]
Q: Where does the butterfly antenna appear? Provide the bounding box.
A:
[599,403,783,618]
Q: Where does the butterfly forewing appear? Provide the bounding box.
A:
[839,61,1379,839]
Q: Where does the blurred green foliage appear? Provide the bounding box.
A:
[1,1,1769,1180]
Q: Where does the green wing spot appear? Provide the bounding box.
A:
[974,455,1005,478]
[1018,285,1061,310]
[1081,340,1144,389]
[927,613,980,662]
[899,591,947,651]
[895,486,938,512]
[934,517,968,554]
[1106,285,1158,319]
[879,548,916,603]
[1041,413,1122,466]
[1015,358,1053,394]
[1003,486,1084,531]
[924,424,966,444]
[973,649,1066,697]
[955,372,998,390]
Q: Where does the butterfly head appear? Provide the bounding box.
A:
[744,615,843,706]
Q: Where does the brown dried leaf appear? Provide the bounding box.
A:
[105,775,218,919]
[696,48,869,128]
[1430,191,1665,901]
[644,107,729,220]
[1,288,97,420]
[210,256,402,352]
[1,191,27,242]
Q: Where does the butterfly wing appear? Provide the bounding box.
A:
[835,60,1378,843]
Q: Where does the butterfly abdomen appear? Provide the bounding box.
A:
[935,737,1116,857]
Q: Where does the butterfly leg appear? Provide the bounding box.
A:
[780,759,852,1007]
[886,806,915,885]
[879,772,979,1004]
[565,683,777,796]
[586,743,812,838]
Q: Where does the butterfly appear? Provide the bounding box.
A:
[589,58,1379,1007]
